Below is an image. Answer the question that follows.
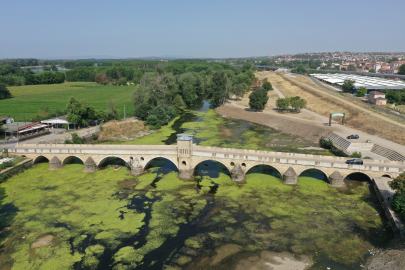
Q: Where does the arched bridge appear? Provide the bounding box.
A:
[9,134,405,187]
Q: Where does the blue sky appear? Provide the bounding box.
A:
[1,0,404,59]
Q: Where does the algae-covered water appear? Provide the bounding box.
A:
[0,100,395,269]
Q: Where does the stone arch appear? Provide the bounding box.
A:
[143,156,179,171]
[97,155,130,168]
[192,158,232,174]
[381,174,393,178]
[343,172,372,182]
[62,155,84,166]
[297,168,329,182]
[33,155,50,164]
[245,164,282,179]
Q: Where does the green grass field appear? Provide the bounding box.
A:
[0,82,135,121]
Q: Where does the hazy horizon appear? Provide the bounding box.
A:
[1,0,404,59]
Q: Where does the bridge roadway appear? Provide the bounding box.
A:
[9,134,405,187]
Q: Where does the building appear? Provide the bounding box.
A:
[1,122,49,140]
[368,91,387,105]
[40,115,74,129]
[0,116,14,125]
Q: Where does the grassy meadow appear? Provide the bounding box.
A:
[0,82,135,121]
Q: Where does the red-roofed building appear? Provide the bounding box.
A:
[369,91,387,105]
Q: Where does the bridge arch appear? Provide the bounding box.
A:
[344,172,372,182]
[381,174,393,178]
[245,164,282,179]
[143,156,179,171]
[97,155,130,169]
[62,156,84,166]
[33,155,50,164]
[192,158,232,176]
[297,168,329,182]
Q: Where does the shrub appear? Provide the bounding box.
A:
[91,133,99,141]
[350,151,362,158]
[64,139,72,144]
[71,133,84,144]
[391,193,405,213]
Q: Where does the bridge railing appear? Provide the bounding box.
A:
[193,145,405,166]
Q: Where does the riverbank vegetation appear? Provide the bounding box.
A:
[389,172,405,220]
[0,65,65,86]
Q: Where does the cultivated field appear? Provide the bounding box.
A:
[0,82,135,121]
[268,73,405,145]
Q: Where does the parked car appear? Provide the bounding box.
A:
[346,158,363,165]
[347,134,359,139]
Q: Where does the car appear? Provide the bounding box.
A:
[346,158,363,165]
[347,134,359,139]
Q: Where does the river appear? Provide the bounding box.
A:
[0,99,394,270]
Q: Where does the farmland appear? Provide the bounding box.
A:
[0,82,135,121]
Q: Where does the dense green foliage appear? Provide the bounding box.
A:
[380,88,405,105]
[262,81,273,90]
[389,173,405,219]
[342,79,355,93]
[0,58,41,67]
[0,83,12,100]
[356,87,367,97]
[0,65,65,86]
[276,96,307,112]
[66,97,97,127]
[248,88,269,111]
[349,151,362,158]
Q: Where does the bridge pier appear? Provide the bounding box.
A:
[283,167,298,185]
[231,163,246,184]
[329,170,344,187]
[130,157,144,176]
[84,157,97,173]
[49,156,61,170]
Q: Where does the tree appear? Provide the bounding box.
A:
[117,77,127,86]
[388,57,399,63]
[399,64,405,75]
[105,99,118,120]
[66,97,96,127]
[42,65,51,71]
[262,81,273,90]
[389,173,405,214]
[276,98,290,110]
[290,96,307,112]
[342,79,355,93]
[232,84,246,99]
[0,83,12,100]
[210,70,232,107]
[241,62,254,73]
[368,68,375,73]
[171,94,186,112]
[134,103,152,120]
[356,87,367,97]
[249,88,268,111]
[51,64,58,72]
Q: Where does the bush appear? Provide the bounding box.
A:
[350,151,362,158]
[71,133,84,144]
[64,139,72,144]
[391,193,405,213]
[91,133,99,141]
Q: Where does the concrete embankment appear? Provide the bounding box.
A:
[0,159,33,183]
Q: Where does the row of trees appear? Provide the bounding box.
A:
[0,65,65,86]
[276,96,307,112]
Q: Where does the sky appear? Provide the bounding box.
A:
[1,0,404,59]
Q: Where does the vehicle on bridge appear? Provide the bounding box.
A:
[346,158,363,165]
[347,134,359,139]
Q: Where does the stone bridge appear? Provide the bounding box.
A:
[9,134,405,187]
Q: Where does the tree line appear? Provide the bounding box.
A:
[0,65,65,86]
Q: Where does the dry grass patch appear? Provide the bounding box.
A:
[99,120,149,140]
[267,73,405,145]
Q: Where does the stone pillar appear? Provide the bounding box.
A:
[283,166,298,185]
[131,157,144,176]
[231,163,246,184]
[177,134,194,180]
[84,157,97,173]
[49,156,61,170]
[329,170,344,187]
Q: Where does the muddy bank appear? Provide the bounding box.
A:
[216,104,326,143]
[365,239,405,270]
